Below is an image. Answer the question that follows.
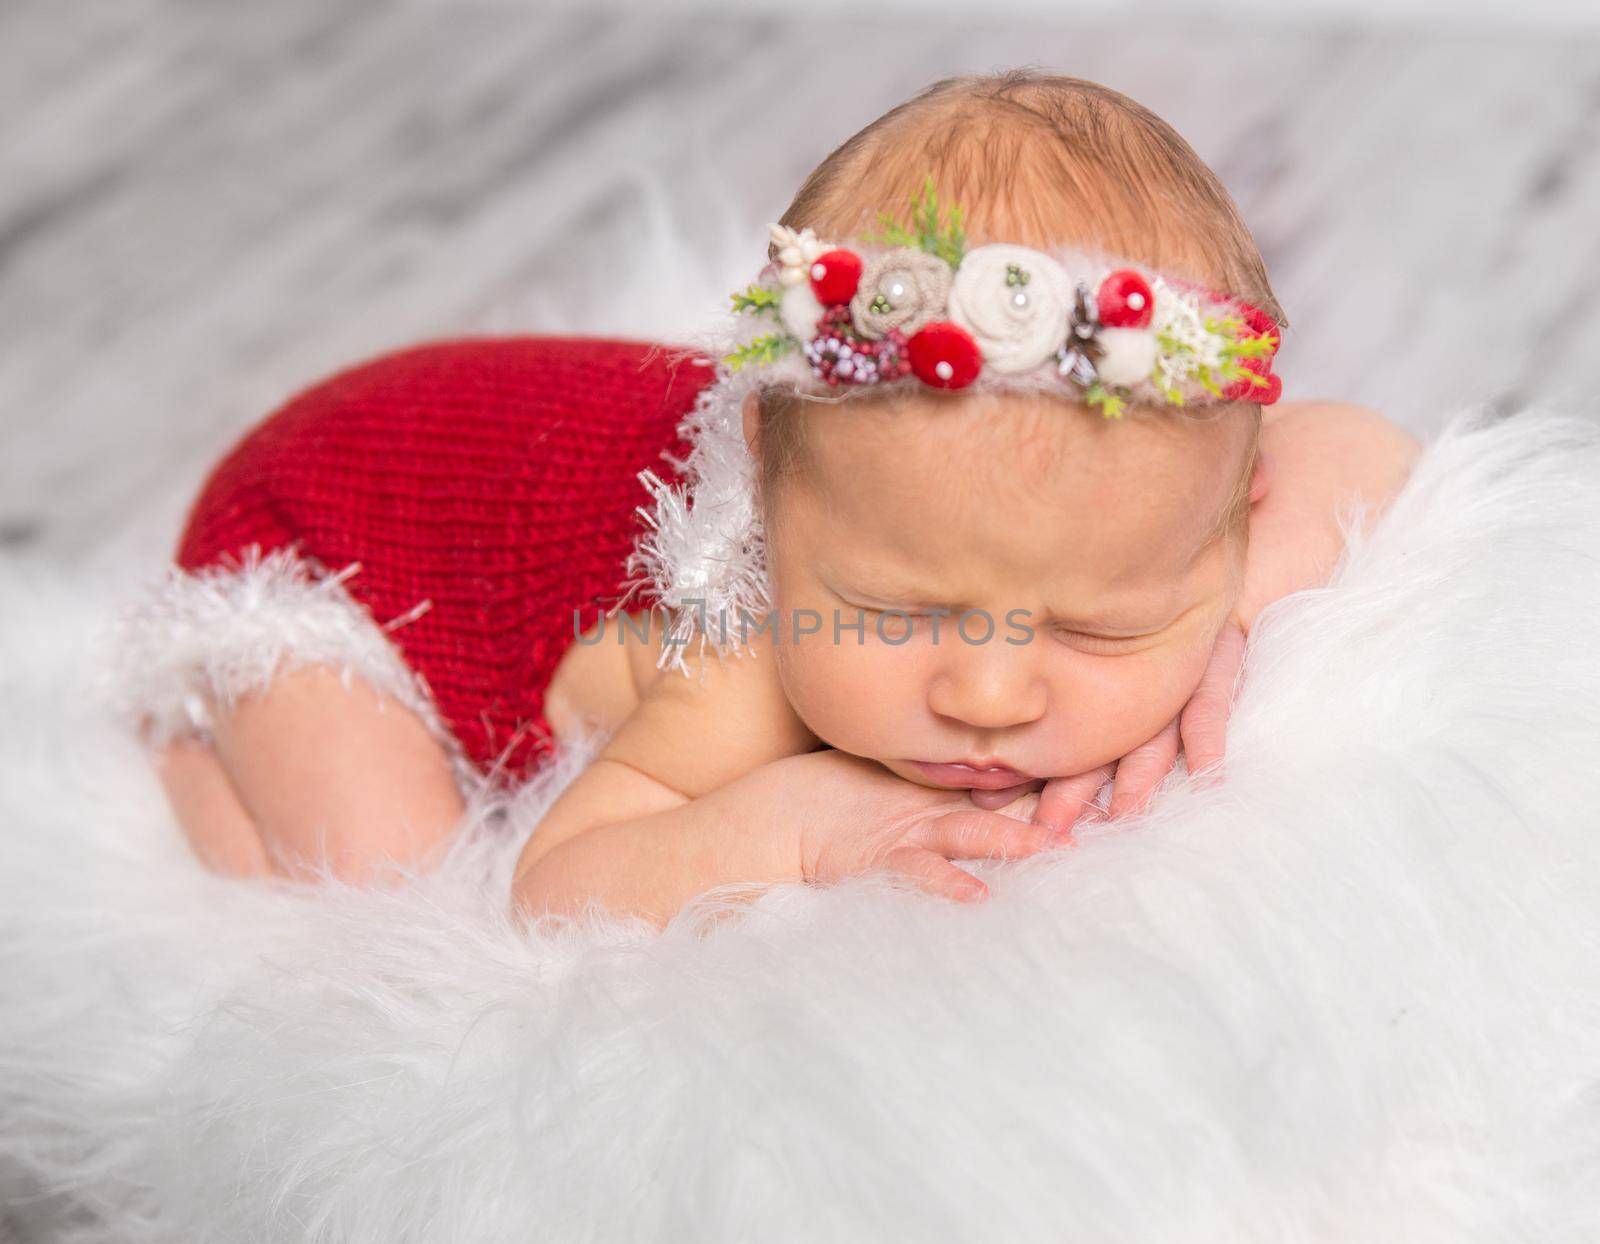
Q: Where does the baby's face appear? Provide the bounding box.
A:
[755,389,1254,788]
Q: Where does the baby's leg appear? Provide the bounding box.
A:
[154,737,271,877]
[158,665,467,884]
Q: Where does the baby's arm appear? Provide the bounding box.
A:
[511,633,1062,922]
[511,636,820,918]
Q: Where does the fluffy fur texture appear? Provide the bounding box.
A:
[621,363,774,677]
[2,404,1600,1241]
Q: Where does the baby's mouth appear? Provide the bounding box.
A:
[904,759,1040,792]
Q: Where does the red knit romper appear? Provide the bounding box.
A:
[172,336,715,789]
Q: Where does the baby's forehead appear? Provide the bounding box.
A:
[807,389,1237,493]
[794,390,1250,571]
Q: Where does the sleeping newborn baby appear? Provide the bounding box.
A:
[507,73,1420,920]
[147,71,1419,922]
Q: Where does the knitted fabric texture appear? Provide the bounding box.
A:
[171,336,713,787]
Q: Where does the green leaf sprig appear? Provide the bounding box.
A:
[868,174,967,268]
[1083,383,1128,420]
[730,283,781,316]
[723,333,793,372]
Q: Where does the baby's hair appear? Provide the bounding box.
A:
[755,69,1282,546]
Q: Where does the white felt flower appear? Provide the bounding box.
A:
[778,279,825,341]
[769,224,830,287]
[1094,327,1161,388]
[946,244,1072,373]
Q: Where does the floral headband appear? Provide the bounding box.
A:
[722,179,1282,416]
[622,181,1285,678]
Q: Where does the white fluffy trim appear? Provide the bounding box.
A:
[98,543,486,799]
[4,405,1600,1239]
[621,363,774,678]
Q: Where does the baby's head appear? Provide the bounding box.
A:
[742,71,1285,788]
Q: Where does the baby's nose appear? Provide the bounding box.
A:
[926,647,1047,730]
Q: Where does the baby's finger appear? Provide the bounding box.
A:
[1107,716,1180,819]
[1180,619,1246,782]
[1034,765,1114,832]
[915,808,1068,862]
[883,846,987,903]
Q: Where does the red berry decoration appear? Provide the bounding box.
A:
[1097,269,1155,329]
[907,320,983,390]
[808,249,863,306]
[803,305,912,386]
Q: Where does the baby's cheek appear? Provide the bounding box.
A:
[1133,625,1229,728]
[775,634,907,747]
[1059,641,1214,767]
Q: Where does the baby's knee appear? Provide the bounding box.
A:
[152,737,272,878]
[206,665,467,882]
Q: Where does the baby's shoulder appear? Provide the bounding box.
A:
[1231,400,1424,633]
[1262,400,1422,482]
[599,621,820,802]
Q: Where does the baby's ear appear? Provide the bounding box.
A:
[1248,448,1273,505]
[741,391,762,462]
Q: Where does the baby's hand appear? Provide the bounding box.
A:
[1031,618,1246,832]
[775,749,1070,902]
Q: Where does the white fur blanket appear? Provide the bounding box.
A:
[2,403,1599,1241]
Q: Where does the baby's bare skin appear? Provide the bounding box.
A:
[154,665,467,883]
[156,399,1420,908]
[509,398,1420,918]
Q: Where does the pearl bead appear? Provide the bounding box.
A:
[935,361,954,381]
[1011,291,1028,309]
[887,280,907,300]
[1128,292,1146,311]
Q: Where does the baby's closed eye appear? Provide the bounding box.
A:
[1046,624,1158,655]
